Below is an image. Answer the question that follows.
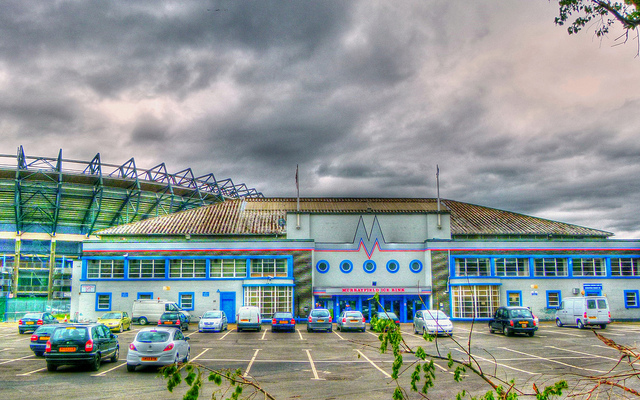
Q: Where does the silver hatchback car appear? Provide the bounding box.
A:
[307,308,332,332]
[413,310,453,336]
[126,326,190,372]
[198,310,228,333]
[336,310,365,332]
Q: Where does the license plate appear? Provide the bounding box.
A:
[240,319,249,322]
[164,321,173,324]
[589,316,596,319]
[59,347,76,352]
[279,321,288,324]
[26,322,34,325]
[141,357,157,361]
[317,319,325,323]
[349,319,359,322]
[40,336,50,340]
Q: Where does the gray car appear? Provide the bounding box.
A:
[413,310,454,336]
[198,310,228,333]
[307,308,332,332]
[126,326,190,372]
[336,310,365,332]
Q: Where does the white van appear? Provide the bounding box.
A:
[236,306,262,332]
[132,299,192,325]
[555,296,611,329]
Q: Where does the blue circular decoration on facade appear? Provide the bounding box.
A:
[340,260,353,273]
[410,260,423,273]
[316,260,330,274]
[386,260,400,273]
[363,260,376,274]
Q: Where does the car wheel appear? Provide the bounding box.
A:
[183,348,190,363]
[328,326,332,332]
[556,318,563,327]
[89,354,101,371]
[258,326,262,332]
[307,327,311,332]
[111,347,119,362]
[34,351,44,357]
[504,327,513,336]
[577,320,585,329]
[127,323,131,331]
[126,364,136,372]
[139,317,148,325]
[600,324,607,329]
[118,324,123,333]
[237,327,242,332]
[18,330,24,334]
[46,362,57,372]
[528,331,535,337]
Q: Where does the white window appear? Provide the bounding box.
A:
[87,259,124,279]
[180,293,194,310]
[169,259,206,278]
[611,258,640,276]
[250,259,287,277]
[128,259,166,279]
[495,258,529,277]
[210,259,247,278]
[451,285,500,319]
[534,258,568,277]
[96,294,111,310]
[455,258,490,276]
[244,286,292,316]
[572,258,605,276]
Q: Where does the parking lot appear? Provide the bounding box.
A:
[0,321,639,399]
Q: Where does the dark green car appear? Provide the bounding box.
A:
[45,323,119,371]
[489,306,538,337]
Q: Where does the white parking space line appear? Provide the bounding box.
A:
[92,361,126,376]
[296,329,305,340]
[243,349,261,378]
[540,330,584,337]
[545,346,619,361]
[452,348,539,375]
[191,348,210,362]
[453,327,492,336]
[260,329,267,341]
[304,349,324,380]
[186,331,199,338]
[0,348,14,353]
[0,354,34,365]
[355,349,391,378]
[365,330,379,338]
[17,366,47,376]
[498,347,607,373]
[218,330,233,340]
[332,330,345,340]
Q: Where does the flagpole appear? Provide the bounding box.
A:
[436,165,441,229]
[296,164,300,229]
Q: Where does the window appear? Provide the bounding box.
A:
[244,286,293,316]
[534,258,567,277]
[316,261,329,274]
[451,285,500,319]
[624,290,639,308]
[611,258,640,276]
[507,291,521,307]
[137,292,153,299]
[546,291,561,309]
[179,292,194,310]
[87,259,124,279]
[169,259,206,278]
[210,259,247,278]
[340,260,353,273]
[409,260,423,273]
[455,258,490,276]
[386,260,399,273]
[363,260,376,274]
[572,258,605,276]
[96,293,111,311]
[128,259,166,279]
[250,259,287,277]
[495,258,529,277]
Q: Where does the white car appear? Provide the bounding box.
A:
[126,326,190,372]
[413,310,454,336]
[198,310,228,333]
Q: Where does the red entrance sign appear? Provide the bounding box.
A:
[341,288,405,293]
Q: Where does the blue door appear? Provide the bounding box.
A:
[220,292,236,323]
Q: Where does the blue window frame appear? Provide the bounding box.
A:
[340,260,353,274]
[386,260,400,274]
[316,260,330,274]
[363,260,376,274]
[546,290,562,309]
[506,291,522,307]
[137,292,153,299]
[409,260,423,273]
[624,290,639,308]
[179,292,195,311]
[96,293,112,311]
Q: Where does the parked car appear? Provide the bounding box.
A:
[126,326,190,372]
[97,311,132,333]
[132,299,191,325]
[198,310,228,333]
[158,312,189,331]
[44,323,119,371]
[30,325,68,357]
[413,310,453,336]
[18,312,59,334]
[370,311,400,331]
[307,308,332,332]
[237,306,262,332]
[489,306,538,337]
[555,296,611,329]
[271,312,296,332]
[336,310,366,332]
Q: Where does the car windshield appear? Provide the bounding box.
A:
[35,326,57,334]
[274,312,292,318]
[509,309,533,319]
[311,310,330,318]
[423,311,448,320]
[100,312,121,319]
[379,312,398,320]
[137,331,170,343]
[23,313,41,319]
[344,312,362,318]
[161,313,179,320]
[203,311,221,318]
[52,327,88,341]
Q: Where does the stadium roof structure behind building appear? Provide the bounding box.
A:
[95,197,613,239]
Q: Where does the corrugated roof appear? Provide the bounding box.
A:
[96,198,612,238]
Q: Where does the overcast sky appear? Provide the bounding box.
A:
[1,1,639,238]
